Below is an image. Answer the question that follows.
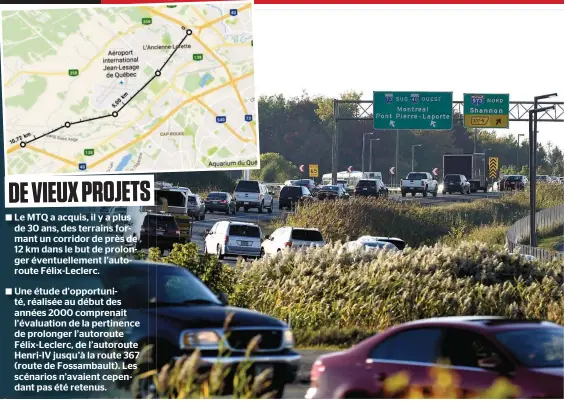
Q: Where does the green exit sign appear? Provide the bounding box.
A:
[84,149,95,156]
[373,91,453,130]
[193,54,203,61]
[463,93,509,128]
[142,17,152,25]
[68,69,79,77]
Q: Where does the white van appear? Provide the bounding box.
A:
[204,221,263,259]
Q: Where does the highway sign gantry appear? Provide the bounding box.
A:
[489,157,499,179]
[464,93,510,128]
[373,91,453,130]
[309,164,319,177]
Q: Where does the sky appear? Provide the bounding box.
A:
[252,7,565,151]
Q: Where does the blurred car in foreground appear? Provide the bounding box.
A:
[306,316,563,399]
[102,261,299,398]
[344,236,399,253]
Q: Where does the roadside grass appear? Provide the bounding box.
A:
[231,241,564,348]
[441,224,509,247]
[275,184,563,248]
[521,224,564,251]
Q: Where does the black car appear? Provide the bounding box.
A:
[279,185,312,210]
[317,185,349,201]
[100,261,300,398]
[136,213,181,251]
[503,175,527,191]
[442,174,471,195]
[354,179,386,197]
[205,191,236,214]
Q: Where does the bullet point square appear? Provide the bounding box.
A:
[5,214,12,222]
[5,288,12,296]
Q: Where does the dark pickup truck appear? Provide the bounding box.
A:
[101,261,300,398]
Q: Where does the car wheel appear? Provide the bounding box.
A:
[201,213,205,220]
[460,188,465,195]
[268,201,273,213]
[260,248,265,258]
[216,245,224,260]
[244,207,249,213]
[411,192,415,197]
[442,191,446,195]
[225,208,230,215]
[432,191,437,197]
[130,343,173,399]
[422,189,427,197]
[258,202,263,213]
[401,192,406,198]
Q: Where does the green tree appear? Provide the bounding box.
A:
[250,152,298,183]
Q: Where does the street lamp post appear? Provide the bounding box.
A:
[528,99,557,247]
[411,144,422,172]
[517,133,524,173]
[369,138,380,172]
[361,132,373,174]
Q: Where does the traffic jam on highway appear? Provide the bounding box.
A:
[99,161,564,399]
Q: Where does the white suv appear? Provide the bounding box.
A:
[204,221,262,259]
[234,180,274,213]
[261,226,326,256]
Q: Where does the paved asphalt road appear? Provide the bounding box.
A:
[191,191,502,266]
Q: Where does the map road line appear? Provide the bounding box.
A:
[6,71,255,159]
[86,71,255,169]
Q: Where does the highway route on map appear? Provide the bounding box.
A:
[21,27,193,148]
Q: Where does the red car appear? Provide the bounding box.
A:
[306,317,563,399]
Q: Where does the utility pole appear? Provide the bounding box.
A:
[411,144,422,172]
[369,138,380,171]
[395,130,399,186]
[361,132,373,174]
[529,95,557,247]
[517,133,524,173]
[473,128,478,153]
[332,100,338,185]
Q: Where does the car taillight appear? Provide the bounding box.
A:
[285,241,292,247]
[421,181,424,186]
[225,236,229,244]
[220,200,227,204]
[176,230,180,235]
[310,360,326,388]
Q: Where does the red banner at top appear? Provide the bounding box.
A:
[101,0,564,4]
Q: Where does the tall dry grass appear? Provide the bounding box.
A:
[232,242,563,346]
[282,184,563,247]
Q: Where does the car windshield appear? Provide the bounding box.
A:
[407,173,427,180]
[207,192,227,200]
[229,224,261,238]
[445,175,461,182]
[495,327,564,368]
[357,180,376,187]
[322,186,340,192]
[235,180,260,193]
[536,176,548,180]
[291,229,324,242]
[102,264,221,308]
[187,195,197,202]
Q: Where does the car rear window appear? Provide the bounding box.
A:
[143,215,177,229]
[357,180,376,187]
[235,180,260,193]
[207,192,227,200]
[229,224,261,238]
[444,175,461,182]
[407,173,427,180]
[506,176,521,181]
[291,229,324,242]
[280,186,302,197]
[187,195,197,202]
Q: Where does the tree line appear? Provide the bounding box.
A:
[158,91,563,190]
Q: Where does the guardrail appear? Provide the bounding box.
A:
[506,205,564,261]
